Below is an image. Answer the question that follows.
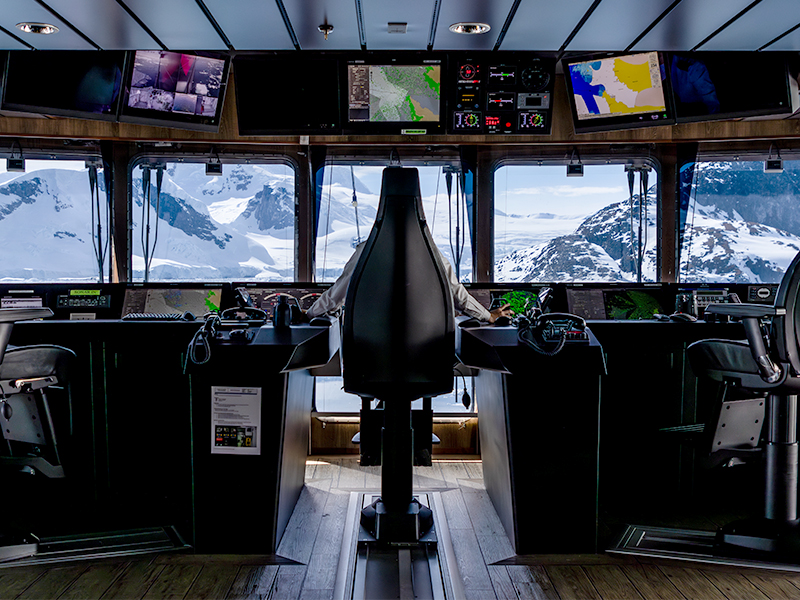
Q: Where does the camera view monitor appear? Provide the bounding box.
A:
[670,52,793,123]
[2,51,124,121]
[563,51,675,133]
[344,56,444,135]
[234,54,341,135]
[119,50,230,132]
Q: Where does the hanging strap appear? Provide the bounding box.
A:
[88,165,105,283]
[140,165,164,282]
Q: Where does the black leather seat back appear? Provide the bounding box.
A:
[342,167,454,401]
[773,250,800,375]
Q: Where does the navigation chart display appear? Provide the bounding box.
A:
[347,63,441,126]
[565,51,674,132]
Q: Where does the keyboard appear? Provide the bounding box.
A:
[122,312,183,321]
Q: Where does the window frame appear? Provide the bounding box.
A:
[313,150,475,284]
[677,147,800,284]
[490,152,663,283]
[128,152,299,283]
[0,148,112,283]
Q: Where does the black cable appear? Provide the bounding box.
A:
[184,314,221,371]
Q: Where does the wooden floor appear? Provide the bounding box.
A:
[3,456,800,599]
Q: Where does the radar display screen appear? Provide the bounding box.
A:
[603,289,666,320]
[491,290,539,315]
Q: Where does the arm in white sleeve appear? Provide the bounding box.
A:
[307,244,365,318]
[434,245,492,321]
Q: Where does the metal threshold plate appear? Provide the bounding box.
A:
[0,527,189,568]
[609,524,800,572]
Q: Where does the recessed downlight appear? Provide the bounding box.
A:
[16,22,59,35]
[449,22,491,35]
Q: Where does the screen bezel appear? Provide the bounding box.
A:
[341,53,445,135]
[669,52,794,124]
[1,51,126,122]
[118,50,231,132]
[562,51,676,134]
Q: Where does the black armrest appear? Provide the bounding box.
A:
[705,303,784,383]
[0,308,54,364]
[705,303,785,319]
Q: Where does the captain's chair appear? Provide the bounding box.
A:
[687,250,800,557]
[342,167,454,543]
[0,307,75,561]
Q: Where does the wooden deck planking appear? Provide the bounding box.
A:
[5,457,800,599]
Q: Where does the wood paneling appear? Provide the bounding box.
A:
[2,73,800,147]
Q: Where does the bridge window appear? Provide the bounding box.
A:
[0,158,110,283]
[679,159,800,283]
[315,164,473,283]
[130,160,296,282]
[494,162,659,282]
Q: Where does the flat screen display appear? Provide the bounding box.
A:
[121,287,222,317]
[345,59,443,134]
[119,50,230,132]
[234,54,341,135]
[2,51,124,121]
[670,52,793,123]
[564,51,675,133]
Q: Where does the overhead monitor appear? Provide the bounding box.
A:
[119,50,231,132]
[563,51,675,133]
[1,51,125,121]
[234,54,341,135]
[344,56,444,135]
[670,52,794,123]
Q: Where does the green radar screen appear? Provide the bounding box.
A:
[604,290,664,320]
[494,290,539,315]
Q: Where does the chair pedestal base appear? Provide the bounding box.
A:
[361,498,434,544]
[718,517,800,556]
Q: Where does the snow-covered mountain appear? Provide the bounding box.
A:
[6,159,798,284]
[0,168,110,281]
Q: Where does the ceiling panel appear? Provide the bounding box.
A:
[501,0,595,51]
[121,0,227,50]
[433,0,514,50]
[0,0,95,49]
[698,0,800,50]
[283,0,361,50]
[45,0,159,50]
[204,0,294,50]
[632,0,755,51]
[764,23,800,50]
[361,0,432,50]
[567,0,676,51]
[0,28,35,50]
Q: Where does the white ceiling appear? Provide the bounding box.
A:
[1,0,799,53]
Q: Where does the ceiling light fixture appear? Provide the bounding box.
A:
[16,22,59,35]
[449,22,490,35]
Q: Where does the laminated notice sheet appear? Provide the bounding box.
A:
[211,386,262,455]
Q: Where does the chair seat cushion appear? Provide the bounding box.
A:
[0,344,75,382]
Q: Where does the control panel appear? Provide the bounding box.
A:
[747,284,779,304]
[449,53,555,135]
